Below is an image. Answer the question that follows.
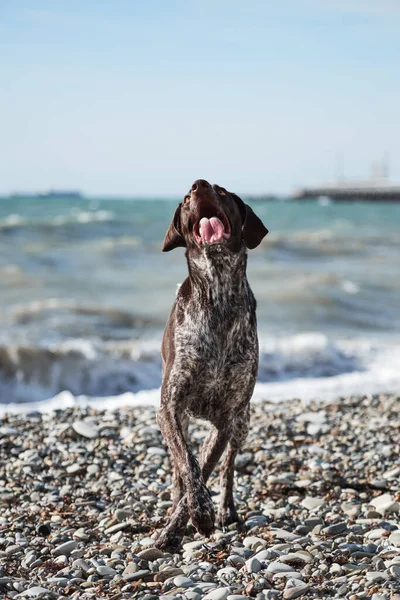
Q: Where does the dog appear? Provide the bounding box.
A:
[155,179,268,551]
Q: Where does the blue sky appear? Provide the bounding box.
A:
[1,0,400,196]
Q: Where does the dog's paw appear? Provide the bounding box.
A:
[154,529,183,553]
[188,485,215,536]
[216,506,243,530]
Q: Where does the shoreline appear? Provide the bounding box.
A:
[0,393,399,599]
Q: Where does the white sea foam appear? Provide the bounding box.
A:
[0,210,114,230]
[0,214,26,229]
[1,333,399,415]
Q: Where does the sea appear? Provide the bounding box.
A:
[0,194,399,414]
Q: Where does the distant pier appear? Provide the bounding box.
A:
[293,183,400,202]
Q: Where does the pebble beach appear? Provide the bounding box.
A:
[1,393,399,600]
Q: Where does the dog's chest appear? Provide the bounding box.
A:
[172,290,258,417]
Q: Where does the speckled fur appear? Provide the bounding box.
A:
[155,180,268,551]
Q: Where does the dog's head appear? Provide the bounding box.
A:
[162,179,268,253]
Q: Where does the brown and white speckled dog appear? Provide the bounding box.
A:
[156,179,268,551]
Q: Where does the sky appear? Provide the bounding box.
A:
[1,0,400,196]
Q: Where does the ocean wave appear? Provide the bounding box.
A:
[257,333,363,380]
[0,210,114,231]
[1,332,398,408]
[1,336,400,415]
[263,229,400,258]
[0,339,162,404]
[10,299,156,330]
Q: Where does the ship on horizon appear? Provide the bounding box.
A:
[10,189,83,199]
[293,160,400,202]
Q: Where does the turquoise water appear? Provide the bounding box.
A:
[1,195,399,339]
[0,194,399,404]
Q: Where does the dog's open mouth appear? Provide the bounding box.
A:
[194,216,231,245]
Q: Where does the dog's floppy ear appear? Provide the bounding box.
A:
[162,204,186,252]
[232,194,268,249]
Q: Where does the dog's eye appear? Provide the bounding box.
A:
[218,189,226,196]
[183,196,190,205]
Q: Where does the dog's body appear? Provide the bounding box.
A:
[156,180,268,551]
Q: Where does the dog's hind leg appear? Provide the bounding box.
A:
[216,406,250,528]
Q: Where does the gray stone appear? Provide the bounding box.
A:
[322,522,348,536]
[173,576,195,588]
[370,493,400,515]
[390,565,400,577]
[185,593,202,600]
[389,531,400,547]
[279,551,314,566]
[154,568,184,582]
[123,569,151,581]
[104,522,129,535]
[137,547,166,561]
[283,583,311,600]
[301,496,326,510]
[341,502,361,518]
[96,565,116,577]
[243,536,267,549]
[182,540,205,552]
[269,528,300,541]
[245,556,262,573]
[72,420,99,439]
[227,555,245,568]
[365,571,390,583]
[147,446,167,456]
[366,528,387,540]
[267,562,294,573]
[66,464,83,474]
[51,541,77,557]
[16,588,56,598]
[72,559,90,572]
[203,589,231,600]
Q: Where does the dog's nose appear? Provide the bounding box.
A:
[191,179,210,193]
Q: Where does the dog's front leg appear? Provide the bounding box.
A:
[169,413,189,513]
[157,398,215,537]
[217,407,250,528]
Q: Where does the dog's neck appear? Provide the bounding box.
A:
[186,245,249,302]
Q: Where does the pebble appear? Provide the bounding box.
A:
[51,541,77,556]
[267,562,294,573]
[245,556,262,573]
[203,588,231,600]
[72,419,99,439]
[36,523,51,537]
[137,547,166,560]
[97,565,117,577]
[342,502,361,518]
[154,568,184,582]
[370,493,400,515]
[389,531,400,546]
[15,588,54,598]
[390,565,400,577]
[301,496,325,511]
[173,576,194,587]
[322,522,348,536]
[365,571,390,583]
[283,583,311,599]
[123,569,151,581]
[0,394,398,600]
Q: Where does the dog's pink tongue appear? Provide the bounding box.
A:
[199,217,228,243]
